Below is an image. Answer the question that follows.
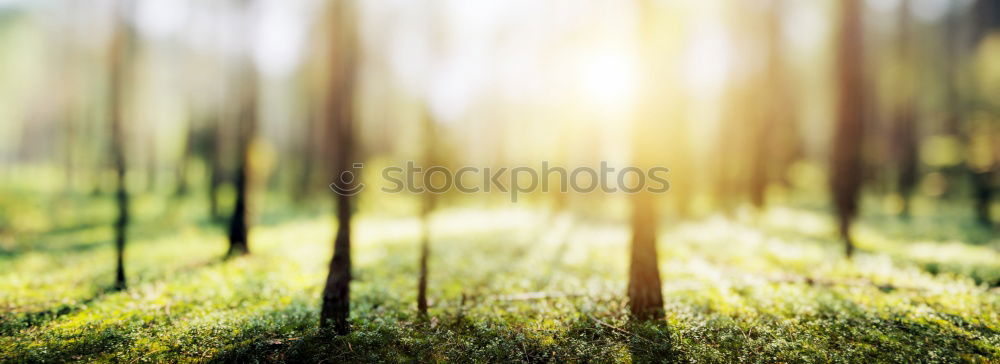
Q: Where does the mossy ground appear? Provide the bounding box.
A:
[0,179,997,363]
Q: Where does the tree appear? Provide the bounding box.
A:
[417,107,437,317]
[225,0,259,258]
[226,67,256,257]
[628,0,665,320]
[208,116,226,221]
[175,113,195,197]
[969,0,999,227]
[108,0,132,291]
[891,0,919,219]
[750,0,801,209]
[831,0,866,257]
[628,193,665,320]
[320,0,358,335]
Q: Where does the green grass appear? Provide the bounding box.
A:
[0,186,998,363]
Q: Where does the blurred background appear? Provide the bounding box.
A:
[0,0,996,220]
[0,0,997,229]
[1,0,999,361]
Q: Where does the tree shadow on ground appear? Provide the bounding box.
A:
[207,309,684,363]
[0,285,118,337]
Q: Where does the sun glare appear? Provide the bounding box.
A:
[684,24,731,98]
[578,49,639,116]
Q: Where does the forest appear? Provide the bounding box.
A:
[0,0,998,362]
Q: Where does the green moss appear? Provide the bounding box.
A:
[0,187,997,363]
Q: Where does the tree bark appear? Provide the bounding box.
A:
[893,0,919,219]
[322,189,353,334]
[109,0,130,291]
[226,72,256,257]
[970,0,998,227]
[627,0,666,320]
[225,1,259,258]
[417,108,437,317]
[628,193,664,320]
[208,118,224,221]
[416,210,430,316]
[175,115,194,197]
[320,0,358,334]
[831,0,865,257]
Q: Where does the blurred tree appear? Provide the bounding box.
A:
[628,192,664,320]
[831,0,866,257]
[628,0,665,320]
[714,84,751,214]
[293,110,320,203]
[175,113,195,197]
[320,0,358,335]
[750,0,801,209]
[417,106,437,317]
[226,72,255,257]
[970,0,999,227]
[226,0,259,258]
[208,115,227,221]
[891,0,919,219]
[108,0,132,291]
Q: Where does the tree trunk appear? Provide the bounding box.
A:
[972,172,994,227]
[225,69,256,257]
[320,0,358,334]
[208,119,223,221]
[226,158,250,256]
[970,0,998,227]
[627,0,666,320]
[175,115,194,197]
[225,4,260,257]
[417,108,437,317]
[893,0,919,219]
[293,113,317,203]
[417,209,430,316]
[831,0,865,257]
[628,192,664,320]
[322,190,353,334]
[894,112,918,219]
[109,0,130,291]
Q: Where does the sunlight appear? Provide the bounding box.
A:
[684,23,731,98]
[577,48,639,116]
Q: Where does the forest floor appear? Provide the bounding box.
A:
[0,186,998,363]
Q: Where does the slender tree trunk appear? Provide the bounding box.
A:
[294,113,317,203]
[628,192,664,320]
[972,172,994,226]
[970,0,998,227]
[417,206,430,316]
[225,1,260,257]
[176,115,194,197]
[770,12,802,192]
[895,112,918,219]
[320,0,358,334]
[417,108,437,317]
[831,0,865,257]
[63,112,75,193]
[208,119,223,221]
[627,0,666,320]
[751,0,799,208]
[109,0,130,291]
[749,114,770,209]
[226,71,256,257]
[146,137,158,193]
[893,0,919,219]
[322,189,353,334]
[226,159,250,256]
